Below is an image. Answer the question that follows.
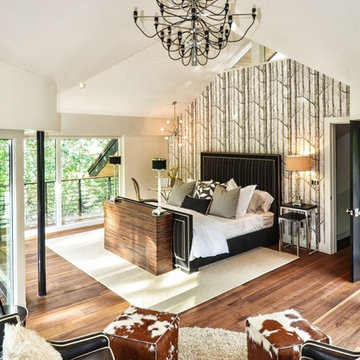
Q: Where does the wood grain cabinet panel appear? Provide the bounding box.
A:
[104,200,173,275]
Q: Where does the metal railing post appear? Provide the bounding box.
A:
[108,177,112,199]
[78,179,82,216]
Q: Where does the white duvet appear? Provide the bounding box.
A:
[158,203,271,260]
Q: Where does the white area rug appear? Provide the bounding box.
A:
[179,327,247,360]
[46,228,297,313]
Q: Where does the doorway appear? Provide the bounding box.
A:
[335,124,350,250]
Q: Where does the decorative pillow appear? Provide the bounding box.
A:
[209,185,241,218]
[193,180,217,200]
[181,196,212,215]
[3,323,62,360]
[248,190,275,213]
[225,178,238,191]
[236,184,257,217]
[167,179,196,206]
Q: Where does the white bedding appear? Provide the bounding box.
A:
[156,202,274,260]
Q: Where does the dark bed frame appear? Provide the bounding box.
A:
[170,152,282,272]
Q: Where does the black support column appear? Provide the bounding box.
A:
[37,131,46,296]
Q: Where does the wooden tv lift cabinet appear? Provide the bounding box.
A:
[103,200,173,275]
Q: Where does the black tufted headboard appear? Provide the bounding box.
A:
[201,153,282,217]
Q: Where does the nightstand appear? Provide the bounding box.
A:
[279,203,319,255]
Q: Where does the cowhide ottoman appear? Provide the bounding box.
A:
[246,309,330,360]
[104,306,179,360]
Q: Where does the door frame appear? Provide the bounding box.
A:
[0,130,25,306]
[324,117,350,254]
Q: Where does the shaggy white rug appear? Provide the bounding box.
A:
[179,327,247,360]
[47,228,297,313]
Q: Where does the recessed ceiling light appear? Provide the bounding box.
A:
[78,82,86,89]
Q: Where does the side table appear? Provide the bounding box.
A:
[279,203,319,255]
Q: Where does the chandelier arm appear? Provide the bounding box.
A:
[181,56,192,66]
[156,0,190,12]
[226,16,256,43]
[196,0,224,11]
[160,16,191,28]
[162,6,192,22]
[167,51,186,61]
[202,48,222,60]
[156,2,191,15]
[134,22,159,39]
[196,55,209,66]
[198,6,228,17]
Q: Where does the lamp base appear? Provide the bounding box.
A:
[292,197,302,207]
[152,207,166,217]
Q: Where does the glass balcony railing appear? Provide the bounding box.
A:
[23,175,115,229]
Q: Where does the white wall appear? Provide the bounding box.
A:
[122,136,168,200]
[0,61,58,131]
[351,76,360,119]
[57,113,167,137]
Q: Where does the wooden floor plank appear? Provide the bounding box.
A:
[25,233,360,350]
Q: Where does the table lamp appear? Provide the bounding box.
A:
[109,156,121,202]
[152,158,167,216]
[285,155,312,207]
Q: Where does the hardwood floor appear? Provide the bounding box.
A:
[25,233,360,349]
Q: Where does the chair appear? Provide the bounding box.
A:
[131,177,157,202]
[301,340,360,359]
[0,313,115,360]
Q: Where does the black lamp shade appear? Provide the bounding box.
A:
[152,158,166,170]
[109,156,121,165]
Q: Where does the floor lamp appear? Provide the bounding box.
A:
[109,156,121,202]
[285,155,312,207]
[152,158,166,216]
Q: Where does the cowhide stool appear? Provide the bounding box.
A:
[104,305,179,360]
[246,309,330,360]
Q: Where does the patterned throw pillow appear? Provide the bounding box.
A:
[193,180,217,200]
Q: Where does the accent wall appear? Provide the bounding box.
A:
[169,58,350,246]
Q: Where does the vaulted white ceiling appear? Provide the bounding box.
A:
[1,0,359,118]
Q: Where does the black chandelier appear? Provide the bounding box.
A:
[133,1,257,66]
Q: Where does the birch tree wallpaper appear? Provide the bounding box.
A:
[168,58,350,244]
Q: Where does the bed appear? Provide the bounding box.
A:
[168,152,282,272]
[107,152,281,274]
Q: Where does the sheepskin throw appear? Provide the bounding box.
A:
[2,324,62,360]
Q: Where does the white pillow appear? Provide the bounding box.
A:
[3,323,62,360]
[236,185,257,217]
[226,178,238,191]
[248,190,274,213]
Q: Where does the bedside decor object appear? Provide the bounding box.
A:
[285,155,311,207]
[152,158,167,216]
[133,1,257,66]
[167,164,179,187]
[109,155,121,202]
